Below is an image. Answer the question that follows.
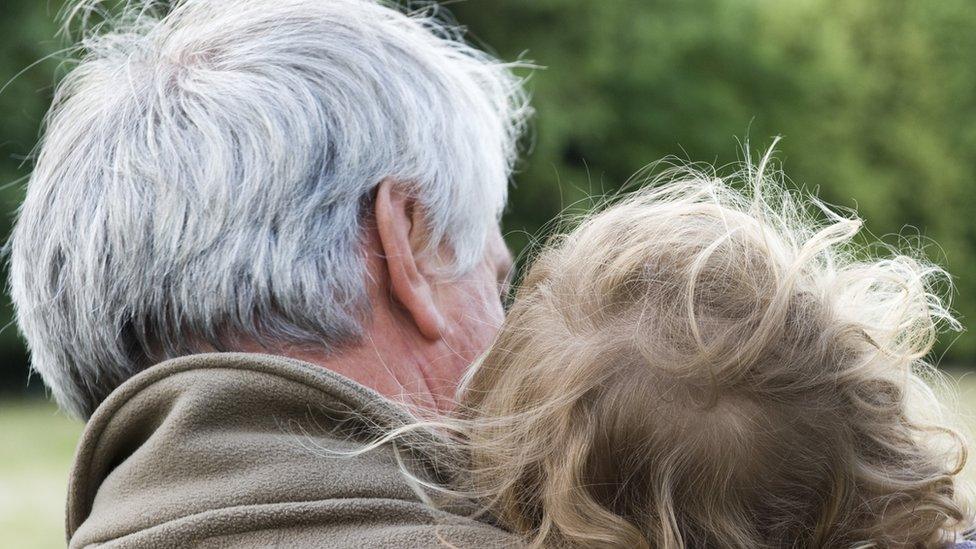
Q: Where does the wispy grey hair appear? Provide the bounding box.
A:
[8,0,531,418]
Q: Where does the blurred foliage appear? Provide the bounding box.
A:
[0,0,975,395]
[0,0,66,393]
[452,0,976,362]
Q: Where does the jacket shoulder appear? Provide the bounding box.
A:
[67,353,515,548]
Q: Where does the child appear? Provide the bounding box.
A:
[442,154,972,548]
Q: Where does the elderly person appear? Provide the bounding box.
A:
[10,0,528,546]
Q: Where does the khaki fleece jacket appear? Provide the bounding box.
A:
[66,352,518,548]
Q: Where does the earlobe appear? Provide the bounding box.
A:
[374,179,446,341]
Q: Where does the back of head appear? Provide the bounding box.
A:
[459,156,971,547]
[10,0,528,417]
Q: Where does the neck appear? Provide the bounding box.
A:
[279,336,445,414]
[230,223,482,415]
[235,303,464,415]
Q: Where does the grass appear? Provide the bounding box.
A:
[3,372,976,547]
[0,398,81,549]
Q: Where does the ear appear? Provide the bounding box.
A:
[374,179,446,341]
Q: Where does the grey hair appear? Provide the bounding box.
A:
[9,0,530,417]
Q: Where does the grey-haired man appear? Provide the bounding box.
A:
[11,0,528,546]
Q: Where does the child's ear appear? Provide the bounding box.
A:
[373,178,446,341]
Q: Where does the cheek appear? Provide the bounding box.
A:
[442,268,505,346]
[477,277,505,324]
[461,299,503,359]
[476,301,505,348]
[476,266,506,328]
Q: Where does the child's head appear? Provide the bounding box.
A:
[457,160,971,548]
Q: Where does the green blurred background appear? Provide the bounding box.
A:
[2,0,976,547]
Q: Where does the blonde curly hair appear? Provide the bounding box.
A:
[449,151,972,548]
